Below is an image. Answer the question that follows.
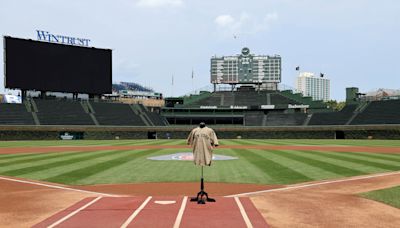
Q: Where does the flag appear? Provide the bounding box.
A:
[320,73,324,77]
[295,66,300,71]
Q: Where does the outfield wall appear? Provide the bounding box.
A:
[1,125,400,140]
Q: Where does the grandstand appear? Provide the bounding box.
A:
[162,88,400,128]
[1,89,400,140]
[1,88,400,129]
[90,102,145,126]
[308,104,357,125]
[350,99,400,125]
[264,113,308,126]
[163,89,325,125]
[34,99,94,125]
[244,111,265,126]
[0,103,35,125]
[0,99,168,127]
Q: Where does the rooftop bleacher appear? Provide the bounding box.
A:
[182,90,304,108]
[270,93,299,105]
[233,91,267,106]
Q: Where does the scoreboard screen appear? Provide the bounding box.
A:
[4,36,112,94]
[211,48,281,85]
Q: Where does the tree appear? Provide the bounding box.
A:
[325,100,346,111]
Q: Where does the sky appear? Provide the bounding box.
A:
[1,0,399,101]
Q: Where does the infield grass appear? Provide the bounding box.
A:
[361,185,400,209]
[0,139,400,185]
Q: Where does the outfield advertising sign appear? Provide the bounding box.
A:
[36,30,91,47]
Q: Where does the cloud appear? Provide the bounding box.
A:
[136,0,183,8]
[214,12,278,36]
[215,15,235,27]
[264,12,278,22]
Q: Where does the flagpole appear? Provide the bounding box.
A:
[171,74,174,97]
[191,68,194,95]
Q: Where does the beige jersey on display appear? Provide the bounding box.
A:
[187,126,219,166]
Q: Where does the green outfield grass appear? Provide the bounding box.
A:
[0,139,400,185]
[361,185,400,209]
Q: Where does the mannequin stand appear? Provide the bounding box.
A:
[190,166,216,204]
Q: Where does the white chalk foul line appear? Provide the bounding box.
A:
[0,176,115,197]
[47,196,103,228]
[120,196,152,228]
[173,196,188,228]
[226,171,400,197]
[234,197,253,228]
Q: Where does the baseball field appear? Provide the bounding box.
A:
[1,139,400,227]
[1,139,400,185]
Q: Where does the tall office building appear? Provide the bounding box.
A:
[296,72,330,101]
[211,47,281,90]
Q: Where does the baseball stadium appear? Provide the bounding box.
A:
[1,36,400,228]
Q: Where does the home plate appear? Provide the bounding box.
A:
[154,200,176,205]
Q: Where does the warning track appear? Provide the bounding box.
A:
[1,144,400,154]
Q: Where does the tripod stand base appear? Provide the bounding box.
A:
[191,167,216,204]
[190,190,216,204]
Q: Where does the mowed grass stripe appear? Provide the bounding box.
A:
[284,150,388,173]
[302,151,400,171]
[315,151,400,167]
[222,139,269,146]
[350,153,400,162]
[227,140,263,146]
[21,150,141,180]
[108,140,178,146]
[248,139,400,147]
[77,149,197,185]
[251,149,342,181]
[324,152,400,166]
[272,150,365,177]
[0,150,123,176]
[44,149,160,184]
[209,149,274,183]
[0,150,91,168]
[219,140,244,145]
[157,140,187,145]
[236,149,312,184]
[250,139,305,145]
[0,153,46,161]
[0,150,120,173]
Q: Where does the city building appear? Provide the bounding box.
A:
[211,47,281,90]
[296,72,330,101]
